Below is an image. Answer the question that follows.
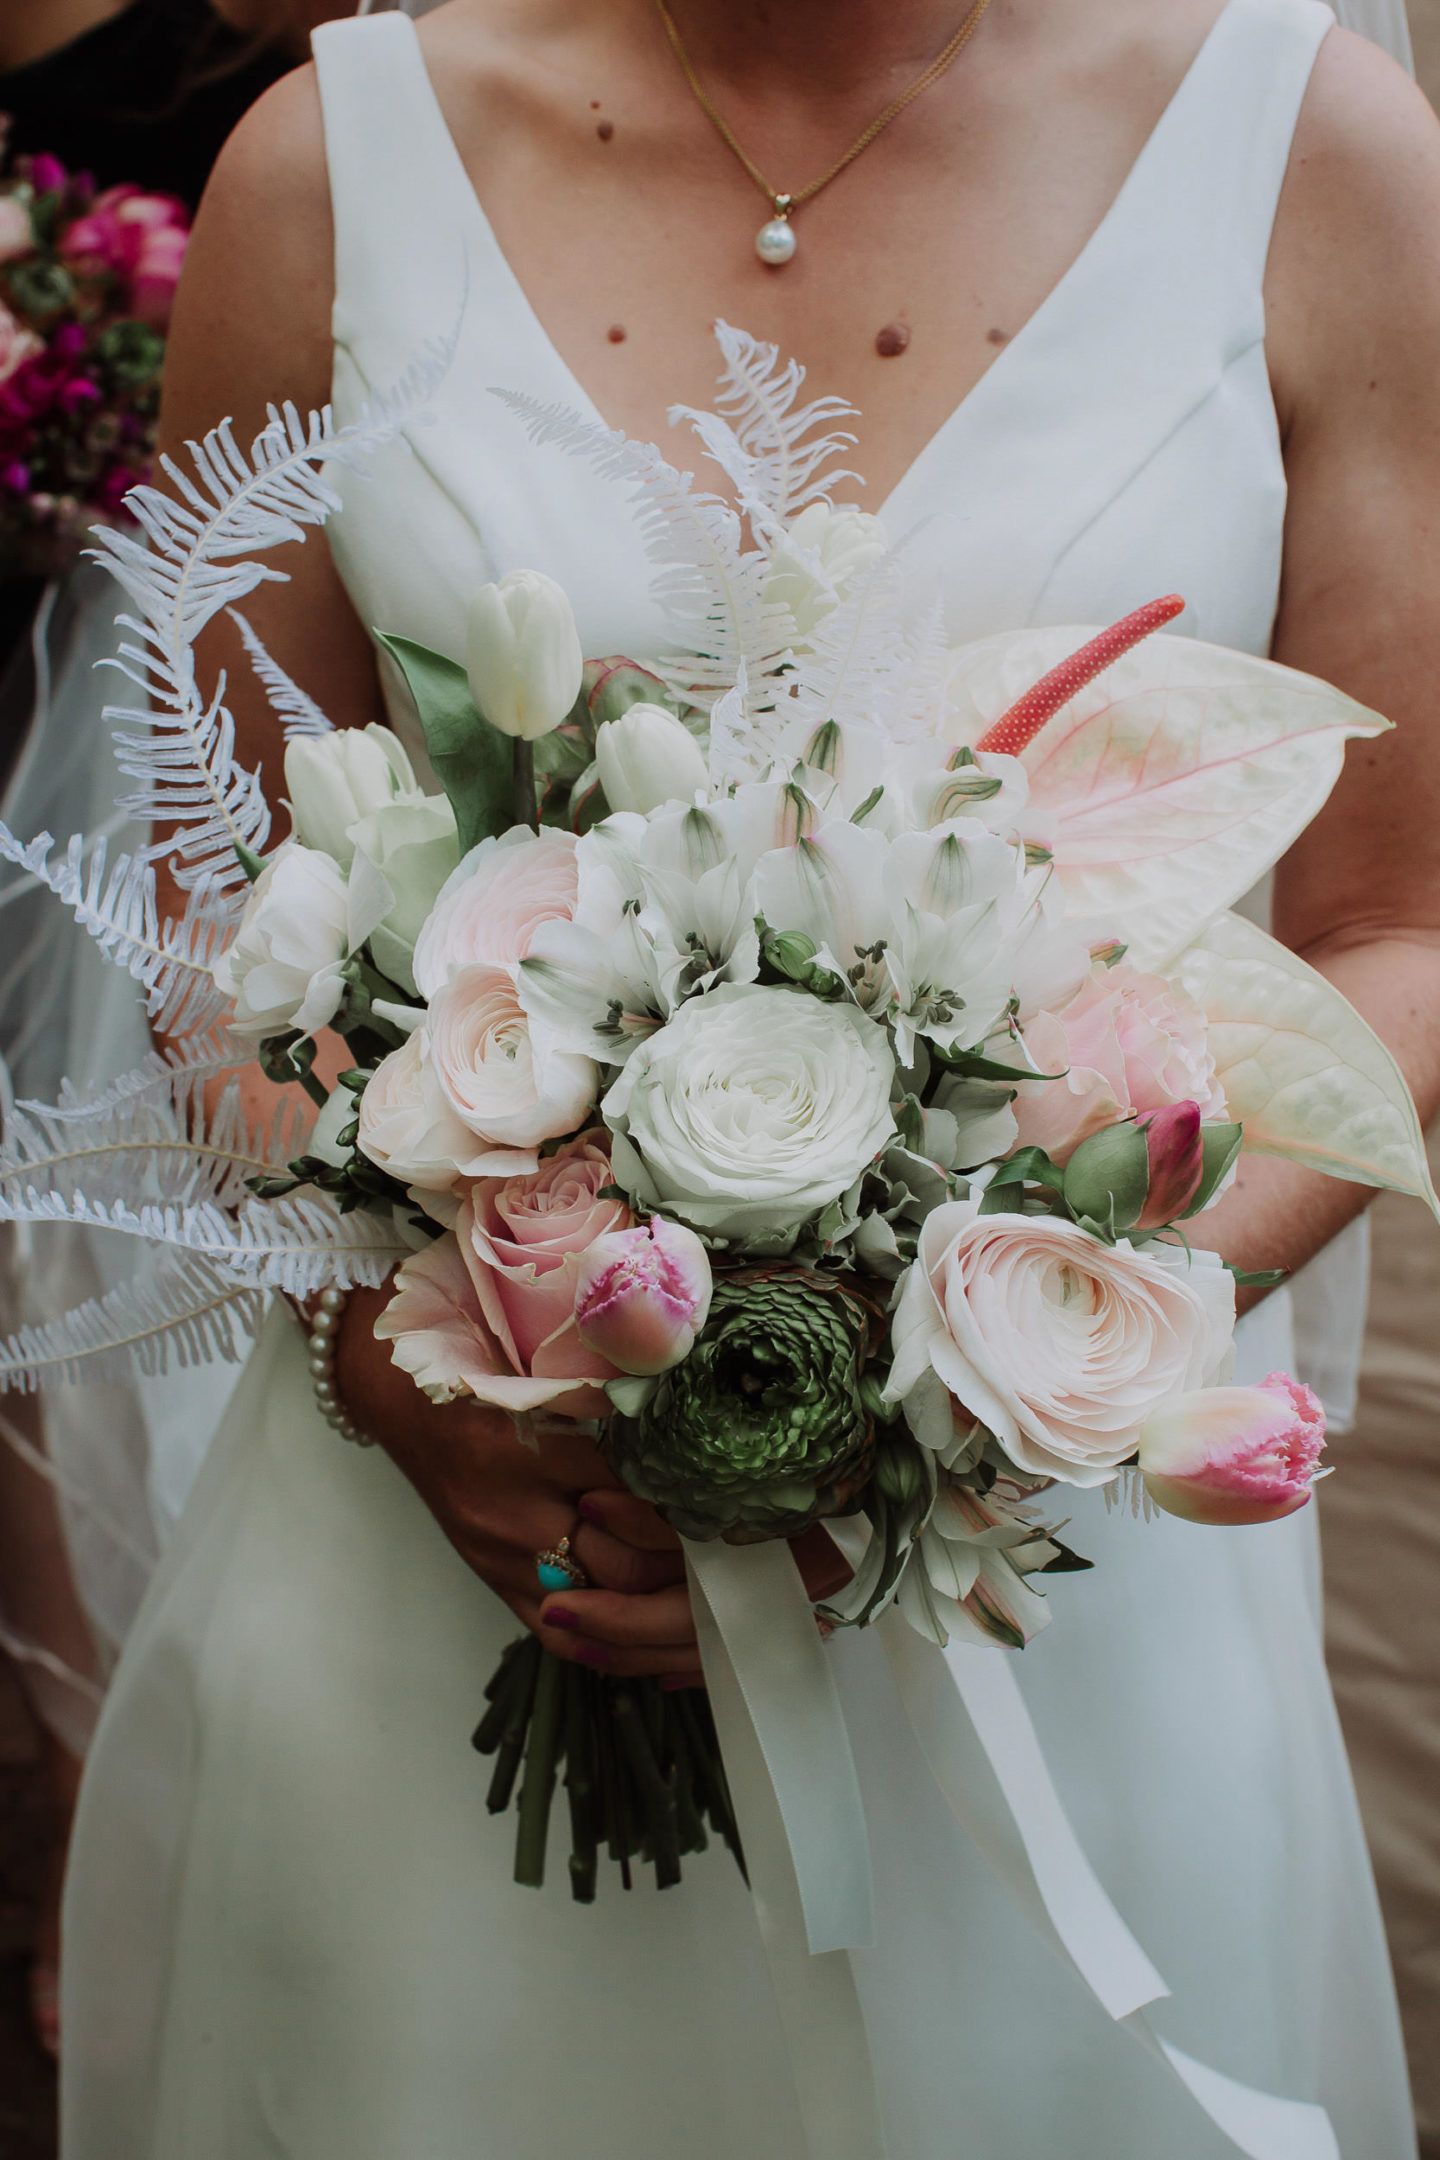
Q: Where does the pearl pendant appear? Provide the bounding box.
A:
[756,216,797,266]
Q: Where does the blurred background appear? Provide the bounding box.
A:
[2,3,1440,2156]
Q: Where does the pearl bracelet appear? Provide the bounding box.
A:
[305,1288,374,1447]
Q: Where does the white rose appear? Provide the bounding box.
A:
[348,797,459,994]
[595,703,708,815]
[886,1198,1235,1485]
[763,504,887,639]
[356,1027,481,1192]
[466,568,583,741]
[213,844,387,1040]
[284,724,422,867]
[602,981,896,1242]
[427,964,598,1156]
[412,827,579,999]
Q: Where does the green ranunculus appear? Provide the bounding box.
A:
[603,1266,881,1544]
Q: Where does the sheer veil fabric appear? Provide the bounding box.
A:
[56,5,1420,2157]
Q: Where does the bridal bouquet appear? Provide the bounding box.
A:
[1,328,1434,1899]
[0,129,189,575]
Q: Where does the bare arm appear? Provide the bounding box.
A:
[1194,30,1440,1298]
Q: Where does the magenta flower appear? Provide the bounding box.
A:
[1137,1372,1326,1526]
[1133,1100,1206,1231]
[28,154,68,196]
[1,460,30,493]
[573,1218,714,1376]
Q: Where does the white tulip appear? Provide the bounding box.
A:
[213,844,382,1041]
[595,703,708,815]
[284,724,420,867]
[465,568,583,741]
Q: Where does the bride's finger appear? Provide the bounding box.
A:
[571,1521,686,1595]
[576,1488,684,1551]
[538,1582,697,1651]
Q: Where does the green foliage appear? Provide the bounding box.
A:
[376,632,514,853]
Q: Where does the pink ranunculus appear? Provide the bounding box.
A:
[1012,962,1226,1165]
[1138,1372,1326,1525]
[375,1133,631,1415]
[355,1026,480,1194]
[426,962,597,1157]
[0,303,43,387]
[0,198,34,263]
[574,1217,713,1375]
[412,826,579,998]
[885,1197,1236,1484]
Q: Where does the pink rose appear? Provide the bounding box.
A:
[412,827,579,997]
[0,198,33,264]
[426,963,597,1160]
[1013,963,1226,1165]
[885,1197,1236,1484]
[375,1133,632,1415]
[1138,1372,1326,1526]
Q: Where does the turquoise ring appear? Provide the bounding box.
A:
[535,1535,589,1593]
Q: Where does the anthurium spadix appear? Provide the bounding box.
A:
[1173,910,1440,1221]
[942,622,1389,971]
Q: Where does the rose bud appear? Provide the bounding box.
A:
[1061,1118,1151,1235]
[1133,1100,1205,1231]
[465,568,583,741]
[595,702,708,815]
[573,1218,714,1376]
[1137,1372,1326,1526]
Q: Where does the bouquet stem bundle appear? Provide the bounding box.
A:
[472,1638,745,1900]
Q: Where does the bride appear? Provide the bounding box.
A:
[58,0,1440,2153]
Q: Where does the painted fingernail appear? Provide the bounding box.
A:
[574,1643,613,1667]
[577,1495,606,1525]
[545,1606,580,1631]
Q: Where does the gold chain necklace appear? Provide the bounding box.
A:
[653,0,995,265]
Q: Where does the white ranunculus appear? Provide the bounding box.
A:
[763,504,887,640]
[595,703,708,815]
[412,827,579,1000]
[885,1198,1235,1485]
[356,1027,483,1192]
[348,796,460,994]
[602,981,896,1243]
[466,568,583,741]
[213,844,390,1041]
[427,964,598,1158]
[284,723,422,867]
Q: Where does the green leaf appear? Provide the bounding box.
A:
[1180,1121,1244,1219]
[233,839,266,884]
[376,631,512,853]
[985,1145,1067,1195]
[1227,1264,1289,1290]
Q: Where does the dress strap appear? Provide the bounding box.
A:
[311,12,469,377]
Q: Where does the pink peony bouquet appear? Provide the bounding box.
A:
[1,326,1434,1899]
[0,128,189,576]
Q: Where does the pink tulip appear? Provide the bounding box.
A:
[573,1218,713,1376]
[1133,1101,1205,1231]
[1137,1372,1326,1526]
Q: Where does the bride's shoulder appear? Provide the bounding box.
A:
[1268,27,1440,429]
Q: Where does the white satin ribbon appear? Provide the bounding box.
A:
[685,1543,888,2160]
[685,1538,1342,2160]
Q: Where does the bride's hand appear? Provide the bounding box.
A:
[335,1286,850,1685]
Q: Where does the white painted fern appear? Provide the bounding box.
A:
[0,1253,264,1393]
[228,609,333,739]
[672,320,861,533]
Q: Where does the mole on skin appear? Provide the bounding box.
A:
[597,119,615,141]
[875,322,911,358]
[608,324,627,344]
[986,327,1010,346]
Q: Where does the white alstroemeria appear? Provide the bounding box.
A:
[213,844,392,1041]
[466,568,583,741]
[898,1482,1058,1648]
[594,703,709,815]
[762,503,887,641]
[348,796,460,994]
[284,723,424,868]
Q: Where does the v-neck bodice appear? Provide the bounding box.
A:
[313,0,1333,724]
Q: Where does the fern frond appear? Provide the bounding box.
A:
[0,1186,406,1295]
[35,1030,247,1123]
[87,344,448,893]
[0,1254,263,1392]
[786,557,916,739]
[699,321,860,522]
[0,827,231,1038]
[228,609,332,738]
[2,1073,313,1213]
[494,390,795,703]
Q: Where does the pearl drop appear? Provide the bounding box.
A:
[756,218,797,266]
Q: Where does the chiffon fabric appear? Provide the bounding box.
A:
[60,4,1417,2155]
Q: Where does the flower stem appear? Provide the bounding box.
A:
[514,1648,564,1887]
[512,738,538,832]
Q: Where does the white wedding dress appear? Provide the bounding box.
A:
[58,4,1418,2155]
